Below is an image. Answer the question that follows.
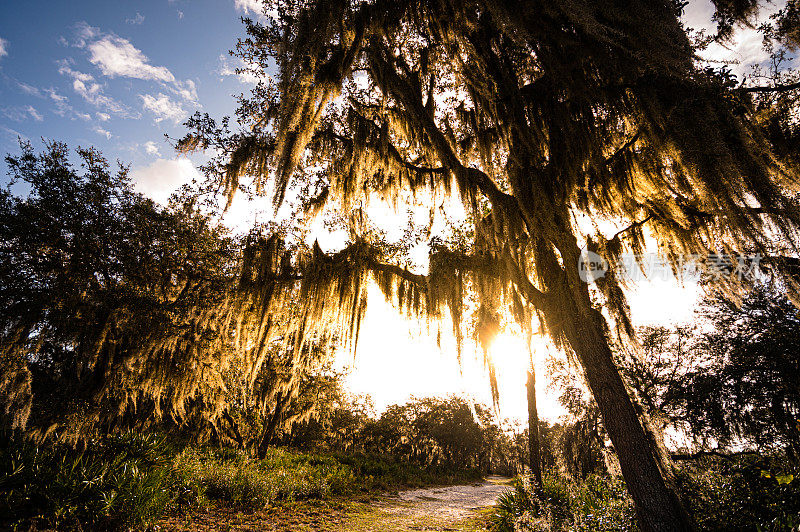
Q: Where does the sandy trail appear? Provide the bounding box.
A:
[159,477,512,531]
[334,475,512,531]
[379,476,511,520]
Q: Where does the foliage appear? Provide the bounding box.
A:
[178,0,800,525]
[488,473,636,532]
[0,141,241,440]
[286,393,521,474]
[619,285,800,458]
[0,432,193,531]
[684,285,800,456]
[0,428,488,530]
[677,454,800,531]
[0,142,342,449]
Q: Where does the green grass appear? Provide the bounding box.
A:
[0,433,484,531]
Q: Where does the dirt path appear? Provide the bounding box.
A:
[342,476,511,531]
[159,477,511,532]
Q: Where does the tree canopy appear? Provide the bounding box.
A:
[177,0,800,529]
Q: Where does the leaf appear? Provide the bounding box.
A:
[775,474,794,485]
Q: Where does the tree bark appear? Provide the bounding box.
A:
[554,242,694,532]
[257,392,287,458]
[526,369,543,487]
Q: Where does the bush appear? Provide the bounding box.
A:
[0,432,195,531]
[0,433,488,529]
[677,454,800,531]
[333,452,483,491]
[173,446,357,509]
[488,473,636,531]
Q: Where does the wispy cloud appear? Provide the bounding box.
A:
[126,12,145,25]
[27,106,43,121]
[93,125,112,139]
[11,79,42,97]
[171,79,198,102]
[45,88,77,118]
[2,105,43,122]
[218,54,261,84]
[141,93,186,124]
[88,35,174,82]
[58,61,138,118]
[0,37,8,59]
[1,125,29,144]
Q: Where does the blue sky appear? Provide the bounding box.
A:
[0,0,265,200]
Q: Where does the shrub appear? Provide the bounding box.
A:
[173,446,358,510]
[0,432,194,531]
[677,454,800,531]
[488,473,636,531]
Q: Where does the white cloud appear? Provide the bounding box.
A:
[26,106,43,121]
[96,112,110,121]
[66,22,198,111]
[218,54,261,84]
[682,1,786,80]
[93,125,112,139]
[126,12,145,25]
[141,93,186,123]
[171,79,198,102]
[58,62,137,118]
[88,35,174,82]
[130,158,201,204]
[144,141,161,156]
[0,37,8,58]
[234,0,263,14]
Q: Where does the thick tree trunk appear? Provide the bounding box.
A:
[526,369,543,487]
[553,242,694,531]
[568,317,691,530]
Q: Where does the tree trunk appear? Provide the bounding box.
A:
[526,369,543,487]
[257,392,287,458]
[554,241,694,531]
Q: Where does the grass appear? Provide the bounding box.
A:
[487,473,637,532]
[0,433,485,531]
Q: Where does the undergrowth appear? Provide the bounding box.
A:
[490,455,800,532]
[0,432,483,531]
[488,473,636,532]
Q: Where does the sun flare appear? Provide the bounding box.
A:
[339,284,568,423]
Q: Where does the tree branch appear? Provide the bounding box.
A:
[738,81,800,94]
[366,45,518,212]
[609,215,653,244]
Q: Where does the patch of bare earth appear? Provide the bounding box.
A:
[158,477,511,532]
